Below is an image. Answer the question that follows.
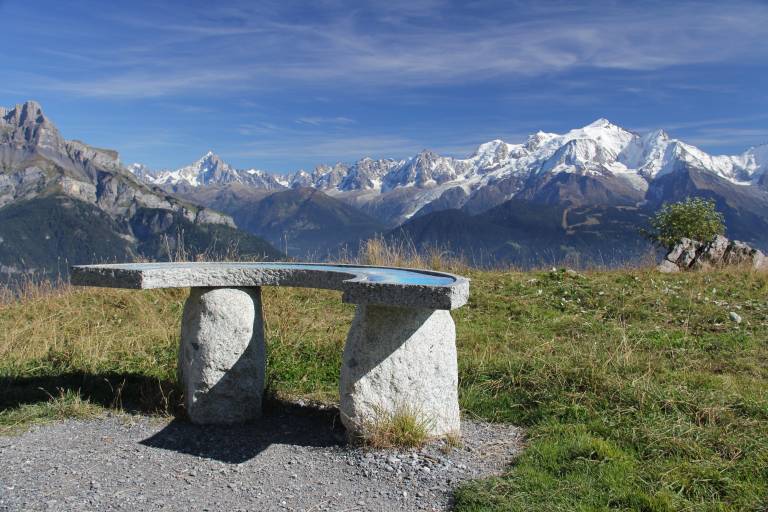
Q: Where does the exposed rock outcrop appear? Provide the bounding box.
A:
[0,101,281,279]
[658,235,767,272]
[0,101,233,227]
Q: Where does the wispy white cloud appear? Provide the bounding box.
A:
[159,103,218,114]
[10,0,768,98]
[683,128,768,150]
[295,116,356,126]
[30,69,250,98]
[4,0,766,167]
[631,114,768,133]
[237,122,282,136]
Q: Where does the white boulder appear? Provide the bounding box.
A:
[658,235,768,272]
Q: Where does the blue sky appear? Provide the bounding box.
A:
[2,0,767,172]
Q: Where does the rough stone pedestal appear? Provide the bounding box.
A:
[178,287,265,424]
[339,305,460,437]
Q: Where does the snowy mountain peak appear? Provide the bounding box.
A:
[525,131,558,151]
[127,163,155,182]
[469,139,519,171]
[584,117,614,128]
[743,143,768,167]
[196,150,231,169]
[571,118,632,139]
[645,128,670,142]
[473,139,508,155]
[130,152,284,190]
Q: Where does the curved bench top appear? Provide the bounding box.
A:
[71,262,470,310]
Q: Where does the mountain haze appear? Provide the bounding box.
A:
[170,184,384,256]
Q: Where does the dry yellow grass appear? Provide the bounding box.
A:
[353,235,469,274]
[0,284,184,374]
[354,404,434,449]
[0,279,354,415]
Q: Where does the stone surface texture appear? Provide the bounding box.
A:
[658,235,768,273]
[656,259,680,273]
[179,287,265,424]
[340,305,460,437]
[71,262,470,310]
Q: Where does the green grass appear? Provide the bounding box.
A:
[0,388,103,435]
[1,267,767,510]
[453,268,768,511]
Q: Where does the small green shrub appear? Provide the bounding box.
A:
[647,197,725,250]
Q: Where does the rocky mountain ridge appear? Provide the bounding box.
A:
[0,101,236,226]
[131,119,768,227]
[0,101,280,279]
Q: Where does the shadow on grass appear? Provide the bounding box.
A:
[0,371,182,416]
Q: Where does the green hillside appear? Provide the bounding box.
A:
[0,196,134,277]
[129,206,283,262]
[0,196,282,281]
[390,200,658,267]
[1,266,767,510]
[172,186,385,257]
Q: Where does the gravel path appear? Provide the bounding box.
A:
[0,404,523,511]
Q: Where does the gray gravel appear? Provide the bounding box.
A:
[0,404,523,511]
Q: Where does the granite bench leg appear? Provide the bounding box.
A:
[178,287,266,424]
[339,305,460,438]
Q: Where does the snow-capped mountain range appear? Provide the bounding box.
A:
[131,151,285,190]
[131,119,768,226]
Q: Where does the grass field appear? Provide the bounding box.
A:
[1,267,767,510]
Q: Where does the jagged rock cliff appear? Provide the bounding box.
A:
[0,101,281,280]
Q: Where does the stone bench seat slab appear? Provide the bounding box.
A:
[71,262,469,310]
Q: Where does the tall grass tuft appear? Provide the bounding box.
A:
[353,404,434,449]
[351,235,469,274]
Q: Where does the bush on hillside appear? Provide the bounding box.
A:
[647,197,725,251]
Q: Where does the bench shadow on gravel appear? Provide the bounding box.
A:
[140,400,347,463]
[1,372,347,464]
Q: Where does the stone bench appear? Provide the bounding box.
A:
[71,262,470,437]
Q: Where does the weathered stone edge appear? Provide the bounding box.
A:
[71,263,470,310]
[341,278,469,310]
[71,266,145,288]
